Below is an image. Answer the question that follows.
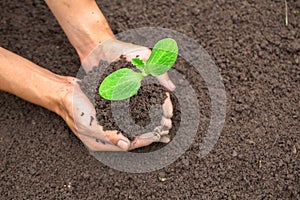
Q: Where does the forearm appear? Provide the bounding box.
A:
[45,0,114,61]
[0,47,72,115]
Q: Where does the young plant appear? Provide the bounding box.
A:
[99,38,178,100]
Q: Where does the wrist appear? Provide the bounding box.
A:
[45,0,114,62]
[0,47,75,117]
[72,14,114,62]
[27,74,76,118]
[78,33,114,63]
[52,76,77,118]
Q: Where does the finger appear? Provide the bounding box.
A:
[129,132,161,150]
[161,116,172,130]
[160,130,169,136]
[103,130,131,151]
[153,126,169,136]
[76,119,130,151]
[124,47,151,62]
[160,136,171,143]
[162,92,173,118]
[156,73,176,91]
[80,134,125,152]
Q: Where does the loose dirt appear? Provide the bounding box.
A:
[0,0,299,199]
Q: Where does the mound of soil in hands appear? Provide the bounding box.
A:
[79,56,169,141]
[79,56,185,153]
[1,0,299,199]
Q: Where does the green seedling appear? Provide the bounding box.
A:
[99,38,178,100]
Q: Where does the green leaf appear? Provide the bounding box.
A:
[131,57,145,70]
[297,11,300,15]
[99,68,143,100]
[145,38,178,76]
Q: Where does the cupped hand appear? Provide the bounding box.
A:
[59,78,173,151]
[70,38,176,151]
[60,78,131,151]
[81,38,176,91]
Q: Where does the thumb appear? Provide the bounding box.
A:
[104,130,131,151]
[156,72,176,91]
[124,47,151,62]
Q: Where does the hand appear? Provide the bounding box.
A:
[59,78,173,151]
[79,39,176,150]
[82,38,176,91]
[0,47,173,152]
[129,92,173,150]
[59,78,131,151]
[42,1,176,151]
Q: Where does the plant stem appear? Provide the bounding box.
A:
[141,71,148,77]
[285,0,288,26]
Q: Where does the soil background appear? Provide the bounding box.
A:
[1,0,299,199]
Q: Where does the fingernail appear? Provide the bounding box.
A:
[117,140,130,150]
[162,93,173,118]
[160,136,171,143]
[167,80,176,91]
[161,117,172,129]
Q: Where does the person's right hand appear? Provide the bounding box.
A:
[81,38,176,91]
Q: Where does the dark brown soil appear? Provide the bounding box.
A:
[1,0,299,199]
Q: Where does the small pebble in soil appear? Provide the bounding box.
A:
[158,176,167,182]
[158,171,167,181]
[108,169,115,176]
[232,150,238,157]
[292,145,297,154]
[182,158,189,166]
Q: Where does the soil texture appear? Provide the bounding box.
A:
[0,0,299,199]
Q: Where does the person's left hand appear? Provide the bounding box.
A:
[59,78,173,151]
